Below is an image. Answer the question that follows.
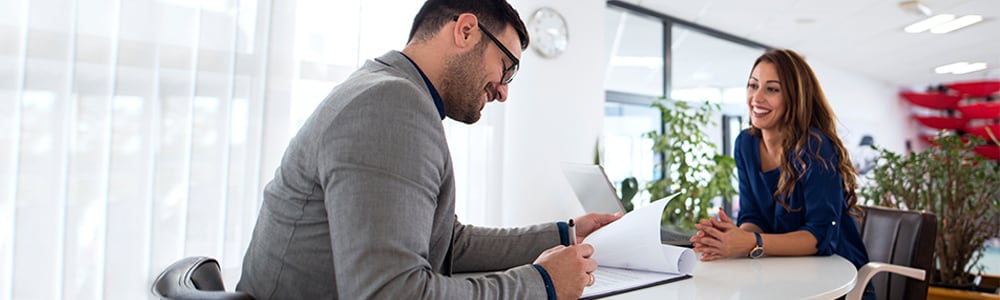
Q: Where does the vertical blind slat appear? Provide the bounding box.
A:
[148,4,199,289]
[2,0,30,297]
[56,0,80,297]
[143,0,163,293]
[55,8,76,298]
[220,0,240,260]
[15,0,75,297]
[251,0,273,218]
[97,0,123,297]
[180,0,203,259]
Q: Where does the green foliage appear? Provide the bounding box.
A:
[860,133,1000,285]
[619,177,637,212]
[644,99,737,230]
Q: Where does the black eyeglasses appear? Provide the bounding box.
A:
[452,16,519,84]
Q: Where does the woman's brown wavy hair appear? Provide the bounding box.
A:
[746,49,861,218]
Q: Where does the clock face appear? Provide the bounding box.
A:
[529,7,568,58]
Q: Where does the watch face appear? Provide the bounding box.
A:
[750,247,764,258]
[529,7,568,58]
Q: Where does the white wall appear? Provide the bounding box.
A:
[500,0,607,226]
[809,58,917,155]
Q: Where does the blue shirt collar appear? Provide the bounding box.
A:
[399,52,446,120]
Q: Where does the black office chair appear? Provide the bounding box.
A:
[847,206,937,300]
[152,256,254,300]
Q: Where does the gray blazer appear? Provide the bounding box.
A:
[236,51,561,299]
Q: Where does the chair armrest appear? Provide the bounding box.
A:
[169,290,254,300]
[846,262,926,300]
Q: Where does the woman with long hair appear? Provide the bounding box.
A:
[690,49,871,297]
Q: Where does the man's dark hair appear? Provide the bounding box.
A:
[408,0,529,50]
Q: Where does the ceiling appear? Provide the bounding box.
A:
[615,0,1000,88]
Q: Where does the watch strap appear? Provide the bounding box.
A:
[749,232,764,258]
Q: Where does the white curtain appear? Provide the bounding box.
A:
[0,0,503,299]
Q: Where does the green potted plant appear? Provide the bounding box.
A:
[643,99,737,230]
[860,133,1000,298]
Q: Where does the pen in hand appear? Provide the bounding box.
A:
[568,219,577,245]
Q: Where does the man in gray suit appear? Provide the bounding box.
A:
[236,0,621,299]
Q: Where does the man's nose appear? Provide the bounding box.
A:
[494,83,509,102]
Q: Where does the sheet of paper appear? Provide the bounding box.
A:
[578,194,697,298]
[583,266,688,298]
[582,194,696,274]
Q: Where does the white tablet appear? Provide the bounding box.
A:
[560,162,626,215]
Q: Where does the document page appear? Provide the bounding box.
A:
[583,266,689,299]
[581,195,696,299]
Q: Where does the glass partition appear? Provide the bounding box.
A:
[670,24,764,105]
[603,7,664,204]
[605,7,663,97]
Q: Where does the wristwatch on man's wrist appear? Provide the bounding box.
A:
[748,232,764,259]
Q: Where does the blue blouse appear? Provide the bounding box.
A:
[734,129,869,269]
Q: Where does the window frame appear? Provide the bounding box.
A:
[605,0,771,216]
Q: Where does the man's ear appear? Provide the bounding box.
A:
[452,13,479,49]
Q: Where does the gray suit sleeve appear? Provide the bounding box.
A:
[317,80,549,299]
[451,220,561,273]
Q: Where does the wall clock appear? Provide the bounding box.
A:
[528,7,569,58]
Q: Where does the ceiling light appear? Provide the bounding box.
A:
[935,62,967,74]
[935,62,988,74]
[952,62,987,74]
[930,15,983,34]
[905,14,954,33]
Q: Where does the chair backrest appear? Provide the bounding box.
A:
[152,256,254,300]
[860,205,937,300]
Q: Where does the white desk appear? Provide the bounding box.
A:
[604,255,857,300]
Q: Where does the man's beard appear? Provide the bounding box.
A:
[440,45,489,124]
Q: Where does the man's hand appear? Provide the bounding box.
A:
[574,213,623,242]
[533,244,598,300]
